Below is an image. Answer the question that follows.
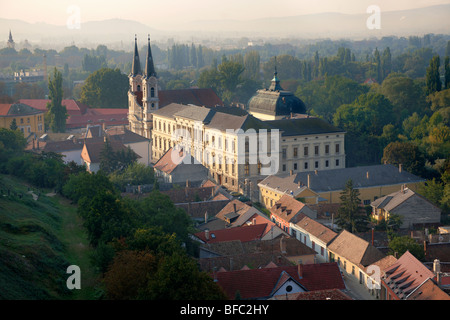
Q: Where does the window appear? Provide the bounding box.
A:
[304,162,308,170]
[321,247,324,256]
[336,159,340,167]
[363,200,371,205]
[314,145,319,155]
[325,160,329,167]
[304,146,308,156]
[335,143,340,154]
[293,147,298,158]
[315,161,319,168]
[150,87,155,97]
[282,148,287,159]
[325,145,330,154]
[282,164,286,172]
[293,163,297,170]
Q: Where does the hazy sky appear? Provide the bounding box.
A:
[2,0,450,27]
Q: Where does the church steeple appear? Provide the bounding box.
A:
[131,35,141,76]
[144,35,156,78]
[269,56,283,91]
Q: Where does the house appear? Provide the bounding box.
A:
[371,186,441,229]
[327,230,386,294]
[213,262,346,300]
[19,99,129,130]
[259,164,426,206]
[42,138,84,165]
[153,146,209,184]
[381,251,450,300]
[290,215,338,263]
[198,236,317,272]
[80,138,140,173]
[271,288,352,300]
[270,194,317,234]
[194,224,269,245]
[258,171,321,207]
[0,103,44,137]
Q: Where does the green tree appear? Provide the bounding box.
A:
[445,56,450,90]
[336,179,368,232]
[388,237,424,261]
[143,252,227,300]
[80,68,128,108]
[9,118,17,131]
[46,67,67,133]
[381,141,426,177]
[426,55,441,95]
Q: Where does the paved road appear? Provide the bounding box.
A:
[341,272,378,300]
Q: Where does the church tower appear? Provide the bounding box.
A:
[127,35,158,139]
[7,30,15,49]
[128,35,144,136]
[142,35,159,138]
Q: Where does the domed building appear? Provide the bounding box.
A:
[248,66,306,121]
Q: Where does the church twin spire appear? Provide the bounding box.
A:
[130,35,156,78]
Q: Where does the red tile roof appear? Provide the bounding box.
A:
[19,99,89,116]
[195,223,268,244]
[383,250,436,299]
[159,88,223,108]
[214,262,345,299]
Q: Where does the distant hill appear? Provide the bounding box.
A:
[1,4,449,46]
[178,4,450,39]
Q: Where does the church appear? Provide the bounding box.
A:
[127,36,346,196]
[127,36,223,138]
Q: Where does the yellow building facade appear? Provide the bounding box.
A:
[0,103,45,137]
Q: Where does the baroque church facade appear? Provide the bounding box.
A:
[128,36,158,139]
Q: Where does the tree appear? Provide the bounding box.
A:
[99,138,138,175]
[382,141,426,177]
[46,67,67,133]
[388,237,424,261]
[445,56,450,90]
[103,250,157,300]
[336,179,368,232]
[80,68,128,108]
[9,118,17,131]
[143,252,227,300]
[426,55,441,95]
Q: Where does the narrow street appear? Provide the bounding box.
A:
[341,272,378,300]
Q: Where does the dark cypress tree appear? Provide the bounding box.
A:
[426,55,441,95]
[46,67,67,133]
[445,56,450,90]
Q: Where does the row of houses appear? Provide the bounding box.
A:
[178,184,449,300]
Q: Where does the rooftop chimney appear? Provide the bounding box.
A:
[307,174,310,188]
[233,203,237,214]
[399,164,402,173]
[205,229,210,241]
[366,171,370,179]
[204,210,208,224]
[434,259,441,285]
[297,261,303,279]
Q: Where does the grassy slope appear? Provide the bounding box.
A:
[0,174,100,300]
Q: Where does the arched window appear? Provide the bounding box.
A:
[151,87,155,97]
[137,85,141,92]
